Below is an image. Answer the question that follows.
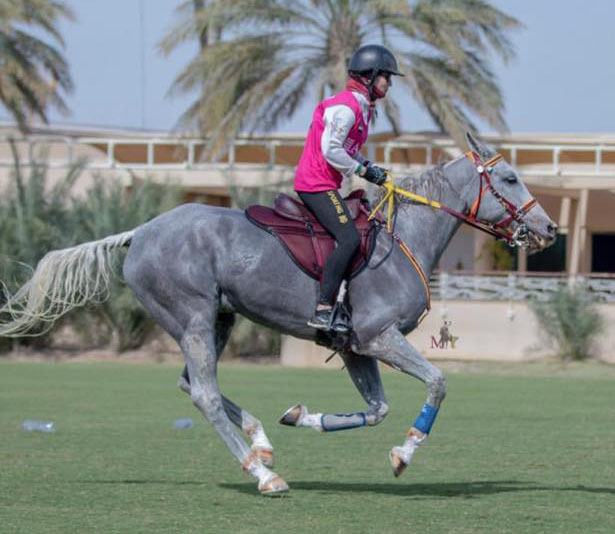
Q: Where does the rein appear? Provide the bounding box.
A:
[366,151,539,323]
[368,152,538,245]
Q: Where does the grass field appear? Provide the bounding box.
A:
[0,361,614,534]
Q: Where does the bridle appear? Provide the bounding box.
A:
[364,151,539,326]
[463,151,538,246]
[368,152,538,247]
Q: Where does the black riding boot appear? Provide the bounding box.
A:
[307,304,351,334]
[307,308,334,331]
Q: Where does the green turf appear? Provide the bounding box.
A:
[0,362,613,534]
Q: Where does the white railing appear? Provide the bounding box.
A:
[430,271,615,302]
[2,135,615,178]
[0,136,306,171]
[498,143,615,177]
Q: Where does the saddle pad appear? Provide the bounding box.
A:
[245,190,377,280]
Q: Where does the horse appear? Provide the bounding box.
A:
[0,133,556,496]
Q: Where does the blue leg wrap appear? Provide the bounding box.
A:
[321,412,367,432]
[412,403,439,434]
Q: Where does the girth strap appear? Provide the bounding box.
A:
[391,231,431,324]
[368,203,431,322]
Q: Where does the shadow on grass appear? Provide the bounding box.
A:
[218,479,615,498]
[76,479,615,498]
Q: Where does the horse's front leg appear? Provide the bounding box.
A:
[358,325,447,477]
[279,350,389,431]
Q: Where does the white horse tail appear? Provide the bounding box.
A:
[0,230,134,337]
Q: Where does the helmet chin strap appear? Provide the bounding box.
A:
[367,71,385,100]
[350,72,385,101]
[370,84,385,100]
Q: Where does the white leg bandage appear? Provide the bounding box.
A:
[392,433,427,465]
[299,411,323,432]
[246,424,273,450]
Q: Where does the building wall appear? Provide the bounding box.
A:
[281,300,615,367]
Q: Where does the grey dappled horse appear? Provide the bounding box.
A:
[0,134,556,495]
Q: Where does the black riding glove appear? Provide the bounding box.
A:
[361,164,388,186]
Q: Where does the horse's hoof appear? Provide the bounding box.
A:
[253,446,274,468]
[389,447,408,478]
[258,476,289,496]
[279,404,306,427]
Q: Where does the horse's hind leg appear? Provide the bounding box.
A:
[359,325,447,477]
[124,251,284,495]
[180,312,288,495]
[180,373,274,467]
[219,396,274,468]
[279,350,389,432]
[178,313,275,468]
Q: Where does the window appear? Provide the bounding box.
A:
[527,234,566,272]
[592,234,615,273]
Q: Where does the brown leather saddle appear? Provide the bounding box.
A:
[245,189,377,280]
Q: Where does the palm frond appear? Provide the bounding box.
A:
[0,0,73,131]
[401,50,507,134]
[162,0,521,150]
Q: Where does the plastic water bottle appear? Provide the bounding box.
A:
[21,420,56,433]
[173,418,193,430]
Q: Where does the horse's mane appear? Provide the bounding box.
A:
[372,163,451,207]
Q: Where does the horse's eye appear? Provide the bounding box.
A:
[504,175,518,184]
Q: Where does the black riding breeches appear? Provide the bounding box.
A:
[297,189,361,305]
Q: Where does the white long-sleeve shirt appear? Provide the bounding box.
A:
[320,91,370,178]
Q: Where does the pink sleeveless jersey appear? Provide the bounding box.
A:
[294,90,370,193]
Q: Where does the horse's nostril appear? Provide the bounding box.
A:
[547,222,557,235]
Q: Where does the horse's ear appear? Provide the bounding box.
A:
[465,132,483,155]
[465,132,493,158]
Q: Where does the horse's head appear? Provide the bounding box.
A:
[464,133,557,252]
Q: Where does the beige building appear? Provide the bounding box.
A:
[2,123,615,363]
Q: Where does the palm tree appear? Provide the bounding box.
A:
[0,0,74,132]
[160,0,521,154]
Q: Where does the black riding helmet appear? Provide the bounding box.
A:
[348,44,404,77]
[348,44,403,100]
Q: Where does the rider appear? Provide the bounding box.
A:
[294,44,404,332]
